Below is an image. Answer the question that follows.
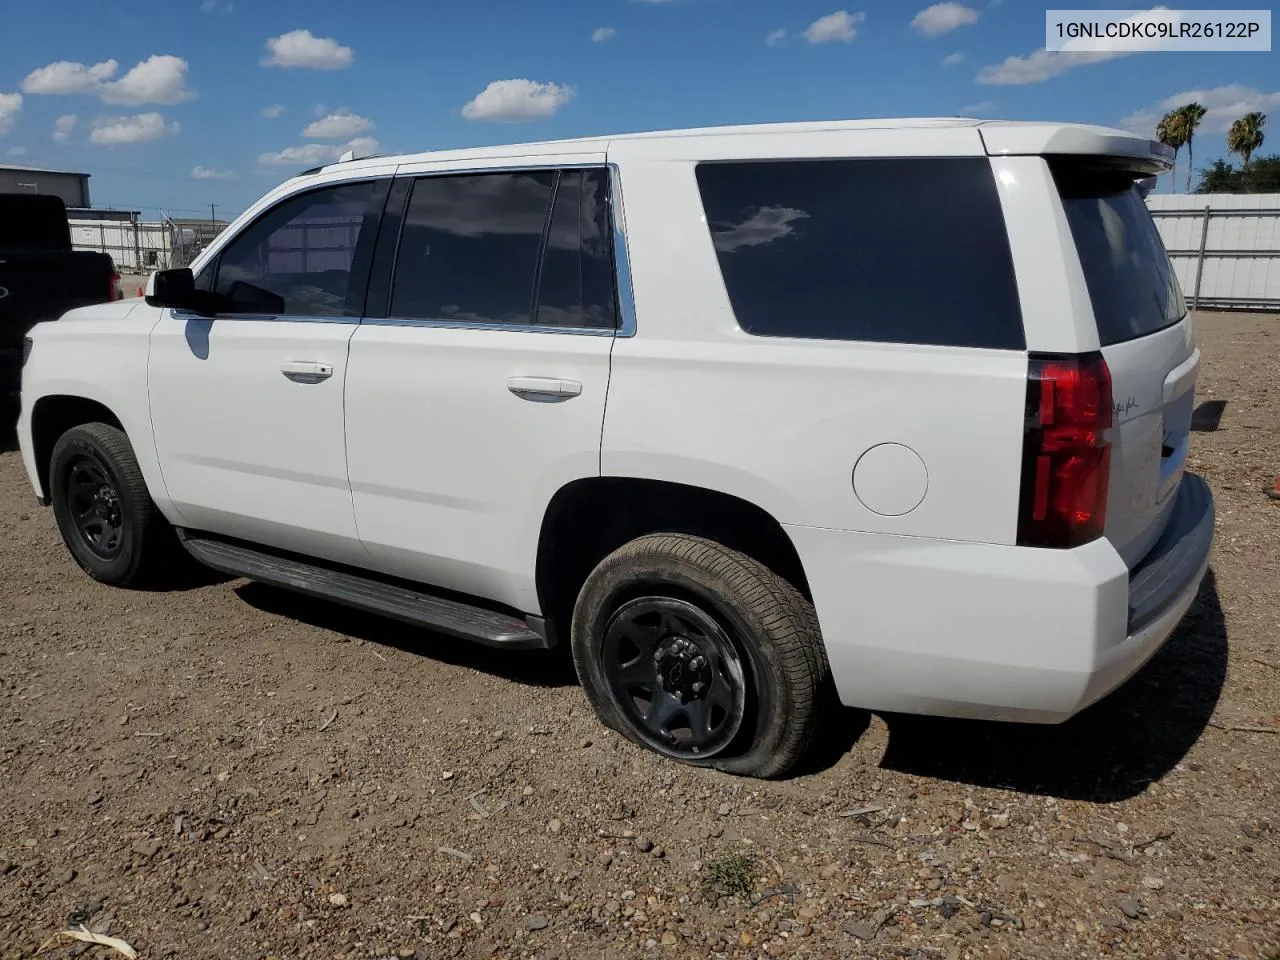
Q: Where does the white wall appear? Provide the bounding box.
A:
[1146,193,1280,310]
[68,219,173,272]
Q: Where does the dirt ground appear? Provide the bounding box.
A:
[1,310,1278,960]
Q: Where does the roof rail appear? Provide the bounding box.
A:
[296,151,384,178]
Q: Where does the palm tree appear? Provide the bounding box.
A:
[1178,103,1207,193]
[1156,110,1187,191]
[1227,111,1267,169]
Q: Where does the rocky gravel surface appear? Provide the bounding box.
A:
[1,310,1278,960]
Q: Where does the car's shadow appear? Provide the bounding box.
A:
[233,580,579,689]
[874,568,1227,802]
[227,567,1225,799]
[0,408,17,454]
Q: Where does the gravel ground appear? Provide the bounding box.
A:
[1,310,1278,960]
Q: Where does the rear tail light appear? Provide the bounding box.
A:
[110,270,122,301]
[1016,351,1113,548]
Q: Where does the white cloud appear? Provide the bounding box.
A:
[262,29,353,70]
[261,104,284,119]
[201,0,233,10]
[911,3,979,37]
[6,145,27,156]
[461,79,573,122]
[53,113,77,142]
[0,92,21,136]
[22,55,193,105]
[303,111,372,139]
[592,26,617,42]
[712,206,810,253]
[942,51,965,66]
[22,59,118,95]
[977,47,1128,85]
[100,55,195,105]
[766,28,788,46]
[977,7,1185,85]
[959,99,996,115]
[1119,84,1280,137]
[257,135,379,166]
[804,10,864,44]
[191,165,239,181]
[89,112,179,146]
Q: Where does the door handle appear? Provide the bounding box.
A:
[507,377,583,402]
[281,361,334,384]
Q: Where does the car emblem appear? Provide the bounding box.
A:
[0,286,9,299]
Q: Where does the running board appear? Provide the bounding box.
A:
[177,533,549,650]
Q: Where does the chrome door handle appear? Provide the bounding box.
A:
[281,361,334,384]
[507,377,583,401]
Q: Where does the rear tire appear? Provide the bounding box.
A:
[571,533,832,779]
[49,422,178,588]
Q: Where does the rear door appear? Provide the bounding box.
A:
[343,161,617,612]
[1049,158,1196,566]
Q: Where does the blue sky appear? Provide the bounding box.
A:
[1,0,1276,218]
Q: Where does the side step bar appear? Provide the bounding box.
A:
[177,532,549,650]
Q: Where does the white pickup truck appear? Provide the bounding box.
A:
[17,118,1214,778]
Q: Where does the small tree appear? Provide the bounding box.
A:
[1227,111,1267,169]
[1195,154,1280,193]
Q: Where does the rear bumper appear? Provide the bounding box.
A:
[786,471,1214,723]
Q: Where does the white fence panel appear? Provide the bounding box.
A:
[1146,193,1280,310]
[68,219,174,271]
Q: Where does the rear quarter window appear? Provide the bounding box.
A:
[694,157,1025,350]
[1049,159,1186,346]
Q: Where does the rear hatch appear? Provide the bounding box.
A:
[1048,157,1196,567]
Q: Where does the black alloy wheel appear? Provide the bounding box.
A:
[601,596,747,759]
[49,422,181,588]
[63,454,125,559]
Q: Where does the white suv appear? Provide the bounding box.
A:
[17,119,1214,778]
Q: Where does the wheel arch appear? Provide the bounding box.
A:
[534,476,812,642]
[30,394,127,501]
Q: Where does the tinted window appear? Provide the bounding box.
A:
[695,158,1025,349]
[214,181,377,316]
[390,172,555,325]
[535,169,617,329]
[1051,161,1185,346]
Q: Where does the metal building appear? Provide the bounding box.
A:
[0,163,91,208]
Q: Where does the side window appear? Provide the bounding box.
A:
[385,167,618,330]
[192,265,215,293]
[390,172,555,325]
[213,180,378,317]
[694,158,1025,350]
[535,169,618,329]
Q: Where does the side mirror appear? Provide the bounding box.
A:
[145,268,202,311]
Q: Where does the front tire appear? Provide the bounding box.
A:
[49,422,176,588]
[571,534,831,779]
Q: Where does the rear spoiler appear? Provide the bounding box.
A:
[977,122,1174,177]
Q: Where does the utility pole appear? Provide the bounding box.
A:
[209,202,217,225]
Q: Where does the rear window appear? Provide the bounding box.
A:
[694,157,1025,350]
[1050,160,1186,346]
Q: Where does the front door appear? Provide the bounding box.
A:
[148,177,388,566]
[344,163,618,612]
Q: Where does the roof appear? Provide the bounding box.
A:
[0,162,90,177]
[306,117,1172,177]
